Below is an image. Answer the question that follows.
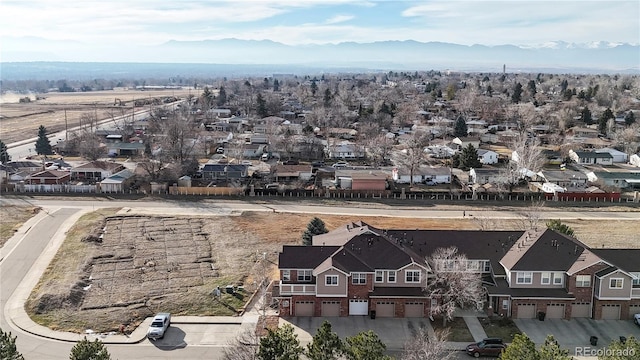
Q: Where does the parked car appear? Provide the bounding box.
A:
[283,160,299,165]
[466,338,506,358]
[147,313,171,340]
[634,313,640,325]
[332,161,349,168]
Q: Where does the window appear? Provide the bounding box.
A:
[483,261,491,273]
[387,270,396,283]
[352,273,366,285]
[282,270,290,282]
[632,273,640,287]
[467,260,481,272]
[375,270,384,283]
[576,275,591,287]
[298,270,312,282]
[553,273,563,285]
[502,300,509,310]
[516,272,533,284]
[442,260,455,271]
[541,272,551,285]
[609,278,624,289]
[325,275,338,286]
[406,270,421,283]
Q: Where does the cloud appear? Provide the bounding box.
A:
[325,15,355,24]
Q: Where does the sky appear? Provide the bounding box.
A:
[1,0,639,49]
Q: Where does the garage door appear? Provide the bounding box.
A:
[601,305,620,320]
[321,301,340,317]
[571,303,591,318]
[349,299,369,315]
[405,302,424,318]
[628,305,640,319]
[376,302,395,318]
[295,301,314,317]
[546,304,565,319]
[517,304,536,319]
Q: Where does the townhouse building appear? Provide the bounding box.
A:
[275,222,640,320]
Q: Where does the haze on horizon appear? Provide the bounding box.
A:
[1,0,638,64]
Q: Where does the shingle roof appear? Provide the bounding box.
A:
[370,287,426,298]
[595,266,619,278]
[591,249,640,273]
[278,245,338,269]
[336,234,414,271]
[506,229,587,271]
[486,278,575,299]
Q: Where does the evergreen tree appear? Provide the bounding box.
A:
[527,80,537,97]
[538,335,571,360]
[546,219,575,237]
[306,320,344,360]
[258,324,303,360]
[458,144,481,170]
[0,139,11,164]
[69,337,111,360]
[323,88,332,107]
[344,331,391,360]
[273,79,280,92]
[310,80,318,96]
[624,111,635,125]
[0,328,24,360]
[598,336,640,360]
[581,107,593,125]
[256,93,268,118]
[302,217,328,246]
[500,333,538,360]
[217,86,227,107]
[598,108,614,134]
[511,82,523,103]
[453,116,468,138]
[35,125,53,155]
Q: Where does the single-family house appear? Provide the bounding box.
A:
[586,171,640,190]
[275,221,640,320]
[569,150,613,166]
[451,137,481,151]
[327,142,365,159]
[334,170,388,190]
[630,154,640,167]
[71,161,125,182]
[100,169,135,193]
[477,149,499,165]
[595,148,629,163]
[106,142,145,157]
[243,144,268,159]
[200,164,248,181]
[538,170,588,189]
[25,170,71,185]
[273,165,314,182]
[469,168,506,185]
[393,166,451,185]
[6,161,42,174]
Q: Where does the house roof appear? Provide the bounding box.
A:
[502,229,587,271]
[101,169,134,184]
[486,278,575,299]
[477,149,497,156]
[574,151,613,159]
[370,287,426,298]
[73,161,123,172]
[312,221,381,246]
[279,245,339,269]
[273,164,312,175]
[385,230,523,276]
[335,234,415,271]
[591,249,640,273]
[595,266,620,278]
[26,170,70,179]
[6,161,41,169]
[201,164,248,172]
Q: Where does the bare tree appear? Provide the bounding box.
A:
[221,328,260,360]
[426,247,484,326]
[500,134,544,192]
[78,132,105,161]
[395,131,430,185]
[514,199,546,231]
[401,328,455,360]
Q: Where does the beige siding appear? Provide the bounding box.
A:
[316,269,348,296]
[373,265,426,287]
[598,273,632,299]
[509,271,565,289]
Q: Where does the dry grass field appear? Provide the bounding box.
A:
[0,205,41,247]
[25,208,640,334]
[0,88,194,144]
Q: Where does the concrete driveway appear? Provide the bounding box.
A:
[282,316,433,352]
[514,318,640,350]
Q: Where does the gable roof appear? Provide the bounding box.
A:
[334,234,415,271]
[312,221,381,246]
[502,229,587,271]
[278,245,339,269]
[73,161,123,171]
[26,170,70,179]
[591,249,640,273]
[201,164,247,172]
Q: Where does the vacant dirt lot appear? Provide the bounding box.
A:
[0,88,193,144]
[26,210,640,334]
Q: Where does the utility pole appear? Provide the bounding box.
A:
[64,109,68,141]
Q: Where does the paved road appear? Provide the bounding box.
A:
[1,197,636,359]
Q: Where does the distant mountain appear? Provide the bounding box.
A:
[2,37,638,78]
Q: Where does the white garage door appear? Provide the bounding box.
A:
[295,301,314,317]
[517,304,536,319]
[376,302,395,317]
[571,303,591,318]
[546,304,565,319]
[405,302,424,318]
[601,305,620,320]
[321,301,340,317]
[629,305,640,319]
[349,299,369,315]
